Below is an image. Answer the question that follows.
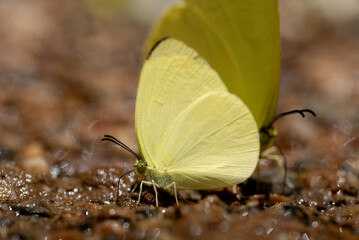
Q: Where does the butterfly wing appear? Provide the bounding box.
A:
[136,39,259,189]
[136,38,228,167]
[157,91,259,189]
[146,0,281,128]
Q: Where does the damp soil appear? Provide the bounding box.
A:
[0,1,358,240]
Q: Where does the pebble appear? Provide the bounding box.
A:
[19,142,48,174]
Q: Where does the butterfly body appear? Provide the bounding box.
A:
[139,165,174,189]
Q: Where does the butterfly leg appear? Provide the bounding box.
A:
[137,180,160,207]
[164,182,178,205]
[137,180,152,205]
[260,145,290,193]
[232,185,238,194]
[151,180,160,207]
[130,183,138,193]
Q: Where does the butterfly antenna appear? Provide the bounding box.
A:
[268,109,316,128]
[115,169,134,203]
[101,135,141,203]
[101,135,141,160]
[275,143,287,194]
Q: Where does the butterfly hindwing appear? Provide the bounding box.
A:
[157,91,259,189]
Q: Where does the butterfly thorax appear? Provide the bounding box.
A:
[146,167,175,188]
[134,160,175,188]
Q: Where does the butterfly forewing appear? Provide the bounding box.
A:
[136,39,227,167]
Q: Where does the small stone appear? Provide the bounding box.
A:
[20,142,44,159]
[19,156,49,174]
[10,200,53,218]
[19,142,48,174]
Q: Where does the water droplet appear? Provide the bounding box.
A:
[109,208,115,215]
[302,233,310,240]
[123,222,130,231]
[139,229,147,239]
[53,149,68,161]
[266,227,274,235]
[343,137,356,146]
[337,177,346,187]
[335,216,342,224]
[336,190,343,196]
[82,145,94,161]
[289,231,300,240]
[270,218,278,226]
[50,167,60,178]
[311,221,318,228]
[153,228,161,239]
[255,227,264,235]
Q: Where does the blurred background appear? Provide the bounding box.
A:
[0,0,358,176]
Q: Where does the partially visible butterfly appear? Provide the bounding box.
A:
[145,0,316,191]
[103,38,259,207]
[146,0,281,133]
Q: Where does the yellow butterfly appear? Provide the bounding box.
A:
[103,39,259,207]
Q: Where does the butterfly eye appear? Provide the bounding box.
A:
[135,161,147,175]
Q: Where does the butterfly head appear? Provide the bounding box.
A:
[134,159,147,176]
[260,126,278,151]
